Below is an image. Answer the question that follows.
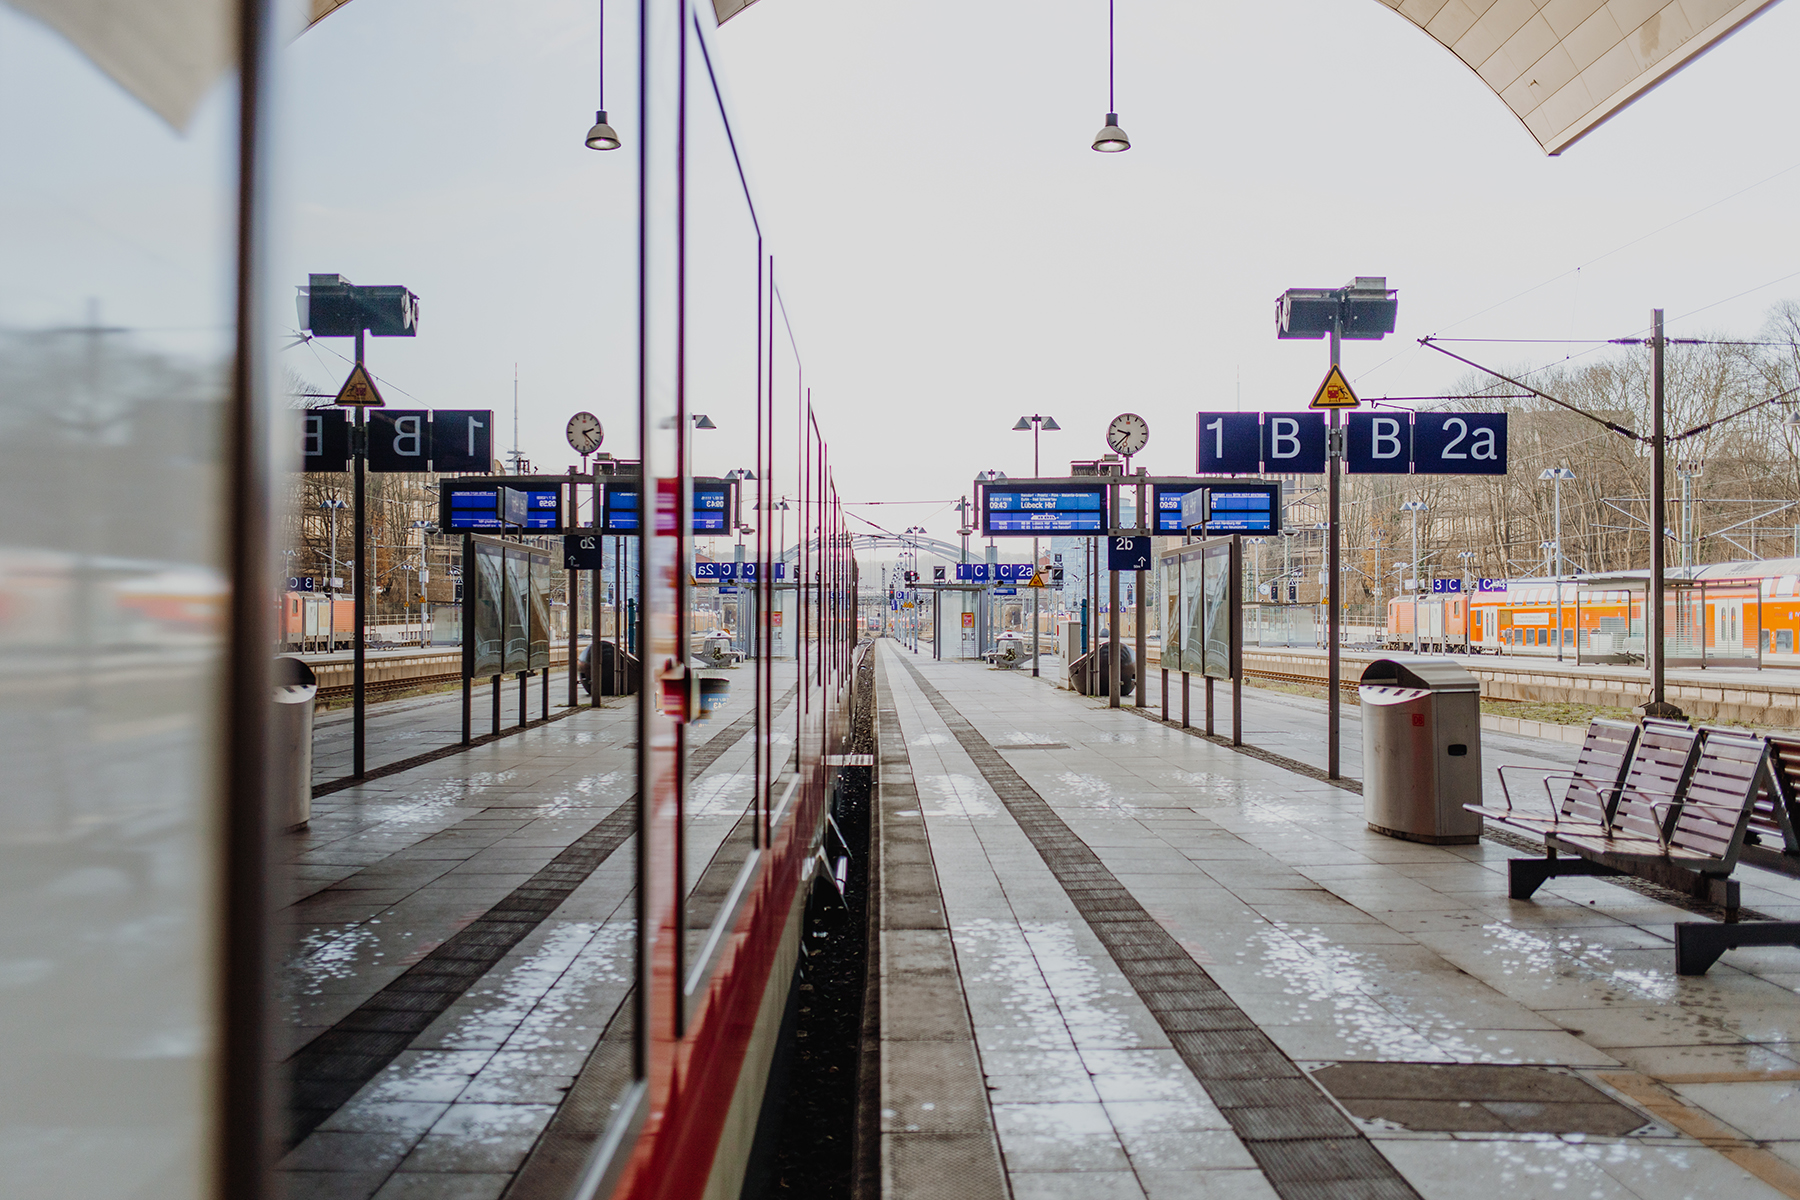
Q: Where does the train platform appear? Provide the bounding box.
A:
[274,676,774,1200]
[870,641,1800,1200]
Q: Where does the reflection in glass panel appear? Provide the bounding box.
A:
[0,5,236,1195]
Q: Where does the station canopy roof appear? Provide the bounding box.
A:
[1374,0,1782,153]
[7,0,1784,153]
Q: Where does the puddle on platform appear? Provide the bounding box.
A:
[1252,925,1498,1061]
[917,773,999,818]
[959,919,1192,1097]
[690,771,752,817]
[1477,922,1682,1006]
[1048,772,1140,814]
[440,921,634,1051]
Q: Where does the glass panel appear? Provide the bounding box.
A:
[682,4,767,993]
[502,545,531,674]
[1160,554,1181,672]
[528,549,551,671]
[1202,544,1231,680]
[472,541,504,676]
[1181,551,1205,670]
[0,5,238,1194]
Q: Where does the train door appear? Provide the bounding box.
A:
[1715,598,1745,654]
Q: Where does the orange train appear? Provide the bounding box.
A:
[1383,556,1800,663]
[276,590,357,650]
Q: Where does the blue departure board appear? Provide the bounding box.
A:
[1154,486,1195,534]
[982,484,1107,535]
[603,485,640,532]
[604,480,731,534]
[1194,484,1281,533]
[693,485,730,533]
[442,484,562,530]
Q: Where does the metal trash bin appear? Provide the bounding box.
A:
[271,656,317,832]
[1358,658,1482,845]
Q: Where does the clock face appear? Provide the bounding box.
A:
[1106,412,1149,456]
[566,412,604,455]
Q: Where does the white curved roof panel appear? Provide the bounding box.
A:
[1377,0,1783,153]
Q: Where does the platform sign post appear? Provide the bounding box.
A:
[1110,476,1121,709]
[1278,278,1397,780]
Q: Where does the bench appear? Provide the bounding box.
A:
[1468,718,1638,838]
[1673,732,1800,974]
[1481,720,1703,907]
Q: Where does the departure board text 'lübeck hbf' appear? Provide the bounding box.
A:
[982,484,1108,535]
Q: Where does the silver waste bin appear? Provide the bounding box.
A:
[271,657,317,832]
[1359,658,1482,845]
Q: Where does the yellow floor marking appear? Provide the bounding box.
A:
[1596,1071,1800,1199]
[1657,1069,1800,1085]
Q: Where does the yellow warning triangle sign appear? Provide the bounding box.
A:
[334,363,386,408]
[1026,569,1048,588]
[1309,364,1359,410]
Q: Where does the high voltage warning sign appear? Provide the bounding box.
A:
[1026,569,1047,588]
[1309,365,1358,410]
[334,363,386,408]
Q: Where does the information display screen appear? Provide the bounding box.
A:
[982,484,1107,535]
[1198,486,1280,533]
[693,485,730,533]
[1156,481,1282,534]
[1154,485,1196,534]
[604,480,732,533]
[441,484,562,531]
[603,485,640,532]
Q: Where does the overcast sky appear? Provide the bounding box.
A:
[9,0,1800,571]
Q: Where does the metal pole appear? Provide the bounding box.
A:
[568,481,579,707]
[1643,309,1681,717]
[1554,473,1565,662]
[352,328,367,777]
[1032,427,1041,677]
[1135,473,1146,707]
[1411,506,1420,657]
[1109,476,1121,708]
[1327,317,1342,779]
[461,532,472,744]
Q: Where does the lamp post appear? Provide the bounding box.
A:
[321,497,347,593]
[1540,467,1575,661]
[1014,416,1061,676]
[1400,500,1428,656]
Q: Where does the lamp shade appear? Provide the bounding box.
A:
[585,111,621,151]
[1040,416,1061,431]
[1092,114,1130,153]
[1013,417,1033,431]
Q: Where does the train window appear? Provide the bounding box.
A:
[1781,630,1794,653]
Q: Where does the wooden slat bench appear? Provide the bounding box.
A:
[1493,720,1704,904]
[1673,732,1800,974]
[1468,718,1637,838]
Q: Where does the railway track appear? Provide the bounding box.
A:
[316,670,467,702]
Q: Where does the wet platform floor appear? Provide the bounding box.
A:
[873,641,1800,1200]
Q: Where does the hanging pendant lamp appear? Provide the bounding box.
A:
[1092,0,1130,152]
[585,0,621,151]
